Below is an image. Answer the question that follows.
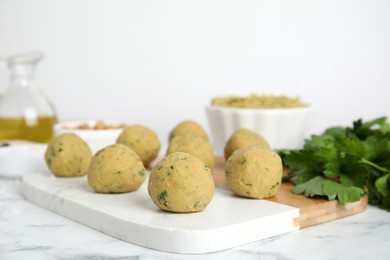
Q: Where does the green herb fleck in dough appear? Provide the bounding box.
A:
[157,165,163,171]
[170,165,174,170]
[157,191,169,207]
[240,159,246,165]
[246,183,253,187]
[115,171,122,175]
[51,147,56,157]
[271,181,280,189]
[139,169,145,176]
[193,200,200,208]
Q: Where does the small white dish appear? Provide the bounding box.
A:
[205,105,314,155]
[0,142,47,178]
[54,120,126,154]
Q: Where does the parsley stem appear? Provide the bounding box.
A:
[360,158,390,174]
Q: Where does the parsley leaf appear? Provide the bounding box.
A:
[375,173,390,197]
[292,176,325,197]
[322,180,364,203]
[281,117,390,211]
[292,176,364,204]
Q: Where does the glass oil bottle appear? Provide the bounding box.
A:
[0,51,57,143]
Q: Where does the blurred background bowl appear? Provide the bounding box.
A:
[205,106,314,155]
[54,120,126,154]
[0,142,47,178]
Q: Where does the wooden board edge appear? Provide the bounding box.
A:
[212,156,369,229]
[296,195,368,228]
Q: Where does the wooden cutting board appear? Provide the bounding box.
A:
[212,157,368,228]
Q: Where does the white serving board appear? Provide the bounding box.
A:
[22,171,299,254]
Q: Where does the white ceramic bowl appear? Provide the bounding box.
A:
[205,106,314,155]
[54,120,126,154]
[0,142,47,178]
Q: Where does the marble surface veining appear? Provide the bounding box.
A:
[1,178,389,260]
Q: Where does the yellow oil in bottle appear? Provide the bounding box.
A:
[0,116,56,143]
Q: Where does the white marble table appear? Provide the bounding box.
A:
[1,177,389,260]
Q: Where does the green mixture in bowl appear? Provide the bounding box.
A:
[211,94,307,108]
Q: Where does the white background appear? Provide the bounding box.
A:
[1,0,389,148]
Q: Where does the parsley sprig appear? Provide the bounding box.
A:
[281,117,390,211]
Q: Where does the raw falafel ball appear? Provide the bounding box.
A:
[44,133,92,177]
[166,135,215,170]
[116,124,160,167]
[225,144,282,199]
[148,152,215,213]
[169,120,209,142]
[224,128,270,160]
[87,143,146,193]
